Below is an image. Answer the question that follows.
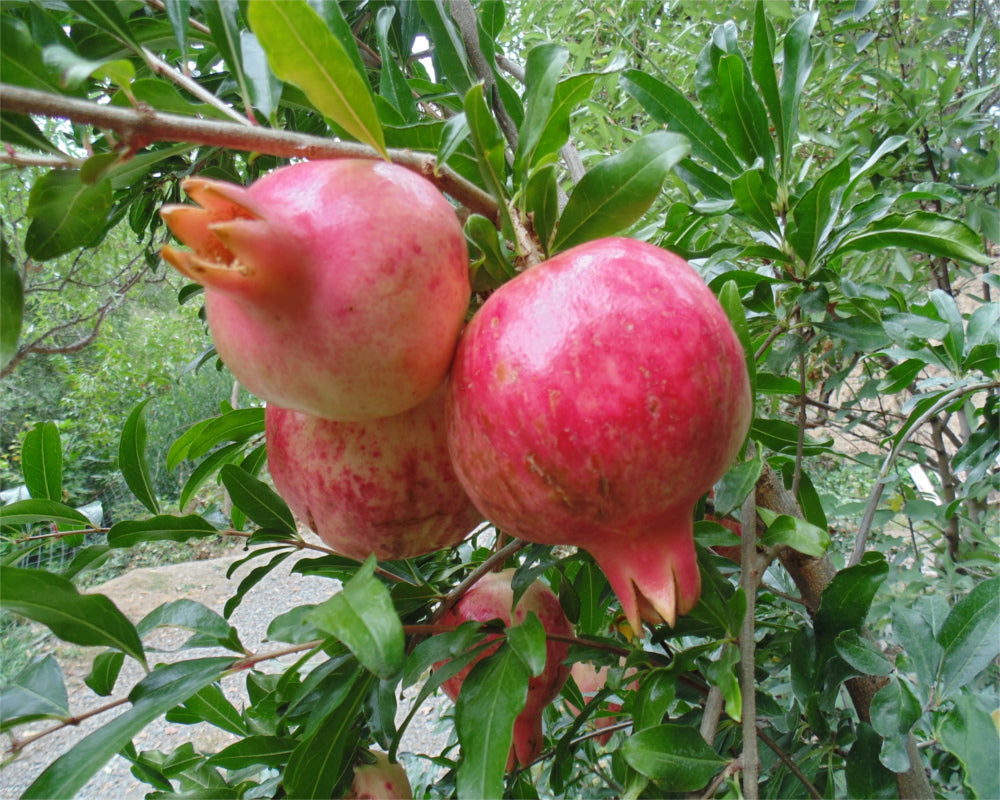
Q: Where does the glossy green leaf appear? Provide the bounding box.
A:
[846,724,897,799]
[0,111,59,155]
[892,607,943,686]
[0,655,70,732]
[310,557,405,679]
[0,234,23,371]
[553,131,689,252]
[751,2,783,168]
[240,30,281,119]
[199,0,252,111]
[0,17,64,94]
[871,677,922,772]
[207,736,298,770]
[779,10,818,160]
[938,695,1000,800]
[464,83,514,240]
[456,644,530,800]
[814,551,888,649]
[167,407,265,468]
[139,599,244,653]
[23,657,234,800]
[219,464,296,535]
[25,170,112,261]
[0,567,145,666]
[466,213,516,287]
[163,0,190,62]
[119,398,159,515]
[525,164,559,254]
[732,168,780,233]
[621,69,741,176]
[224,549,295,618]
[937,576,1000,693]
[965,302,1000,354]
[713,445,763,517]
[838,211,991,266]
[788,157,850,265]
[718,280,756,403]
[375,6,418,124]
[416,0,475,96]
[929,289,965,370]
[760,514,830,557]
[516,43,569,177]
[716,53,773,165]
[247,0,386,157]
[533,73,598,170]
[167,682,248,735]
[631,669,677,731]
[179,441,244,512]
[621,724,726,789]
[41,44,134,90]
[835,630,892,676]
[21,422,61,502]
[506,612,547,677]
[84,651,125,697]
[106,514,218,548]
[64,0,140,50]
[0,498,89,529]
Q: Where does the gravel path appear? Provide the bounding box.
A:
[1,538,450,799]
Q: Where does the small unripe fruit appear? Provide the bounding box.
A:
[348,751,412,800]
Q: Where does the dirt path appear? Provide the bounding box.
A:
[1,543,449,799]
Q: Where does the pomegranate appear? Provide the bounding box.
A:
[568,660,639,746]
[437,569,572,768]
[348,751,412,799]
[160,159,469,421]
[265,386,482,561]
[446,237,752,632]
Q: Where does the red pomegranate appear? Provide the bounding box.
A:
[265,386,482,561]
[348,751,412,799]
[446,237,752,632]
[437,569,572,768]
[160,159,469,421]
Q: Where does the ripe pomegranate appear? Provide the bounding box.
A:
[568,660,639,746]
[437,569,572,768]
[160,159,469,421]
[446,237,752,632]
[265,386,482,561]
[348,751,412,799]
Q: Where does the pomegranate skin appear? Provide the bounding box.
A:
[160,159,469,421]
[446,237,752,631]
[348,751,412,799]
[438,569,572,768]
[265,386,482,561]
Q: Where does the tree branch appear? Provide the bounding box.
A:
[0,84,500,225]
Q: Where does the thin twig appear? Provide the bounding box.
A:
[756,728,824,800]
[738,461,760,799]
[791,351,807,500]
[428,537,527,623]
[699,757,743,800]
[0,84,500,224]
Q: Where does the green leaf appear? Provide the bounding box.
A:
[25,170,112,261]
[621,69,741,176]
[309,556,405,679]
[416,0,475,96]
[760,514,830,557]
[139,599,244,654]
[553,131,689,252]
[533,73,598,170]
[21,422,62,502]
[199,0,253,112]
[0,234,24,369]
[206,735,298,770]
[838,211,991,266]
[846,724,897,800]
[106,514,218,548]
[64,0,140,50]
[84,651,125,697]
[621,724,726,790]
[375,6,418,124]
[167,682,249,736]
[718,280,756,405]
[713,446,763,517]
[119,398,159,515]
[835,630,892,676]
[779,10,818,160]
[464,83,515,241]
[716,53,773,165]
[0,655,70,732]
[456,644,530,800]
[516,43,570,178]
[247,0,386,157]
[938,695,1000,800]
[506,612,547,677]
[871,677,922,772]
[163,0,190,62]
[23,657,234,800]
[0,567,145,667]
[788,157,850,265]
[179,441,244,512]
[466,213,516,287]
[814,552,888,652]
[732,168,780,233]
[0,498,90,529]
[937,576,1000,694]
[525,164,559,254]
[167,407,265,468]
[0,17,64,94]
[751,2,784,168]
[929,289,965,371]
[219,464,296,535]
[893,607,943,686]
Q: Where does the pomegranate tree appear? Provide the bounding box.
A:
[265,386,481,561]
[437,569,573,768]
[160,159,469,421]
[348,751,412,799]
[447,237,752,632]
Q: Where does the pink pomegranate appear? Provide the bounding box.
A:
[160,159,470,421]
[446,237,752,632]
[437,569,572,768]
[568,661,639,746]
[265,386,482,561]
[348,751,412,799]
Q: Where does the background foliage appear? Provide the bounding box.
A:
[0,0,997,798]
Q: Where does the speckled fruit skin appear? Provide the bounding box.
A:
[446,237,752,632]
[265,386,482,561]
[348,751,412,799]
[160,159,470,421]
[438,569,572,768]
